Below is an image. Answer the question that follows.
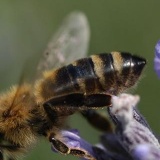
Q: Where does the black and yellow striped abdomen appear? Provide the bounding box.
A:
[36,52,146,103]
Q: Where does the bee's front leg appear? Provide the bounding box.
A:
[49,131,96,160]
[49,133,70,154]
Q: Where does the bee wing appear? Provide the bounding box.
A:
[36,12,90,78]
[8,12,90,109]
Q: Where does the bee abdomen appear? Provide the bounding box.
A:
[66,57,103,93]
[45,57,103,96]
[37,52,146,102]
[92,51,146,94]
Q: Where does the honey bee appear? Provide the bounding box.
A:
[0,12,146,160]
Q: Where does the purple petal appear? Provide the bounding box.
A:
[132,144,160,160]
[51,130,96,160]
[109,94,160,151]
[155,40,160,58]
[154,40,160,78]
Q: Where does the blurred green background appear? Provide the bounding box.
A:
[0,1,160,160]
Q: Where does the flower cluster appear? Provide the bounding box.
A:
[52,94,160,160]
[51,40,160,160]
[154,40,160,78]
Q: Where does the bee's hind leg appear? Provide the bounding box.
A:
[43,93,112,110]
[44,93,113,132]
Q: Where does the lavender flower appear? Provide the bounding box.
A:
[154,40,160,78]
[51,129,96,160]
[51,94,160,160]
[94,94,160,160]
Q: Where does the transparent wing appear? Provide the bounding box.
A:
[2,12,90,113]
[36,11,90,78]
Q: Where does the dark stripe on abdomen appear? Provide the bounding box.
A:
[52,67,75,95]
[120,52,132,87]
[97,53,116,93]
[67,58,99,93]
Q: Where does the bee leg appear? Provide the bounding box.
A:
[81,109,113,132]
[81,93,112,108]
[44,93,112,132]
[49,134,70,154]
[49,133,90,158]
[44,93,111,109]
